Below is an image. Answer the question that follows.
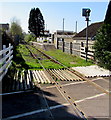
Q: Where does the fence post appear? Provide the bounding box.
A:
[57,38,59,49]
[3,45,6,64]
[62,38,64,52]
[70,42,72,54]
[9,43,11,58]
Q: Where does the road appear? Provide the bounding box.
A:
[2,77,110,120]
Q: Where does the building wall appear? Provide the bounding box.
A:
[0,24,9,31]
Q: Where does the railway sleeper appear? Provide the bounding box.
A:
[3,68,84,94]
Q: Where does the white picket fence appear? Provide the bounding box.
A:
[0,43,13,81]
[80,47,94,60]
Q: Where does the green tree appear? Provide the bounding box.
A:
[94,24,111,70]
[94,1,111,70]
[24,34,36,42]
[10,19,23,45]
[28,8,45,37]
[10,20,23,36]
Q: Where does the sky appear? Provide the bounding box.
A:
[0,1,109,33]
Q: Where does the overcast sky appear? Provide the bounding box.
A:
[1,1,109,33]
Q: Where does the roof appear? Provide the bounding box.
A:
[0,23,9,30]
[55,30,74,35]
[73,22,103,38]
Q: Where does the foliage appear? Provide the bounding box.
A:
[14,44,64,70]
[28,8,45,37]
[12,45,30,70]
[10,20,23,46]
[12,43,93,70]
[24,34,36,42]
[10,21,23,36]
[94,24,111,70]
[43,39,48,43]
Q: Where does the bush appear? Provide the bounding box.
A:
[24,34,36,42]
[94,24,111,70]
[43,39,48,43]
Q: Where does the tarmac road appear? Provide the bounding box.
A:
[2,77,110,120]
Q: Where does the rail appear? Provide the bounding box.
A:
[0,43,13,81]
[25,44,87,120]
[30,44,110,95]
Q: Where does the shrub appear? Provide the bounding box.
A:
[24,34,36,42]
[94,24,111,70]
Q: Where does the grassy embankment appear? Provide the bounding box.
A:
[12,44,94,70]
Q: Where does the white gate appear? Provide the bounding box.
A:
[0,43,13,81]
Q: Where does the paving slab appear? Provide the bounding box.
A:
[50,105,81,120]
[93,78,109,91]
[77,93,109,119]
[2,92,41,118]
[41,86,67,107]
[2,77,110,120]
[62,82,102,101]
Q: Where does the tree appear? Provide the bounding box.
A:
[10,19,23,45]
[94,1,111,70]
[28,8,45,37]
[10,20,23,36]
[24,34,36,42]
[104,1,111,24]
[94,24,111,70]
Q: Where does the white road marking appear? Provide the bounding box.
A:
[3,93,107,120]
[45,81,87,89]
[2,103,69,120]
[0,90,33,96]
[45,78,104,89]
[75,93,106,103]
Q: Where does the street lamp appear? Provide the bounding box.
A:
[82,8,91,62]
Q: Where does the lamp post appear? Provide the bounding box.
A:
[82,8,91,62]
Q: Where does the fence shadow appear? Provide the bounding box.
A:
[2,85,84,120]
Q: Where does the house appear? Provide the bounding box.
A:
[36,30,52,43]
[44,30,51,37]
[73,21,104,43]
[0,23,9,32]
[0,23,10,50]
[52,30,75,48]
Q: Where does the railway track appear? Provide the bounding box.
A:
[25,44,87,119]
[2,43,110,119]
[30,43,110,95]
[25,43,110,119]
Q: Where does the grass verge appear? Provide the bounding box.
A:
[41,49,94,67]
[12,44,94,70]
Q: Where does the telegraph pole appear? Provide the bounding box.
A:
[63,18,65,34]
[75,21,77,33]
[82,8,91,62]
[85,16,90,62]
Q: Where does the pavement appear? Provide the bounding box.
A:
[2,77,110,120]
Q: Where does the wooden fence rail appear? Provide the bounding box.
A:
[0,43,13,81]
[57,40,94,60]
[80,47,94,60]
